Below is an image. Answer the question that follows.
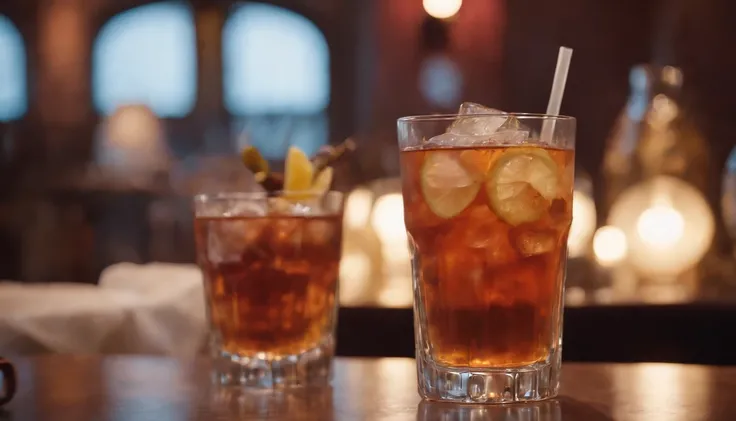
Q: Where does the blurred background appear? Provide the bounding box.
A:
[1,0,736,362]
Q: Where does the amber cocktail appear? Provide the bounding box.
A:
[194,192,343,388]
[398,105,575,403]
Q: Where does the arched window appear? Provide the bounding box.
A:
[0,15,27,122]
[92,2,197,117]
[223,3,330,159]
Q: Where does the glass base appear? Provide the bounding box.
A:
[417,348,561,403]
[212,343,333,388]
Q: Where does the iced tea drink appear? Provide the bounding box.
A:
[194,192,344,388]
[398,106,575,403]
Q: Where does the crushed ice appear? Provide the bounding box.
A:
[426,102,531,147]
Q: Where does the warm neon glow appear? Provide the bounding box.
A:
[423,0,462,19]
[593,226,628,266]
[568,190,597,257]
[636,204,684,248]
[344,188,373,229]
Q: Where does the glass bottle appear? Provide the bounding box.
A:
[602,65,710,219]
[601,65,714,296]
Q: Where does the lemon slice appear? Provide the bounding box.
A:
[486,147,558,225]
[312,167,334,194]
[284,146,315,192]
[458,149,494,180]
[420,152,481,219]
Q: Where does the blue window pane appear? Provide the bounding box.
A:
[727,147,736,173]
[93,2,196,117]
[419,55,462,110]
[223,3,330,114]
[0,15,27,121]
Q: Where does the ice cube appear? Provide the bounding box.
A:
[488,130,530,144]
[510,227,558,257]
[207,220,252,263]
[196,196,267,218]
[450,102,515,135]
[304,219,336,246]
[268,197,325,216]
[442,206,519,267]
[288,202,314,216]
[482,259,546,304]
[223,201,267,217]
[426,131,530,147]
[425,132,492,147]
[437,249,487,307]
[449,110,508,136]
[268,197,295,214]
[548,198,571,230]
[426,102,531,147]
[270,219,306,261]
[458,102,491,115]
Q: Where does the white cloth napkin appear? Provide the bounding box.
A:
[0,263,207,356]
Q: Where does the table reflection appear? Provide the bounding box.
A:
[35,356,105,421]
[418,397,614,421]
[613,364,711,421]
[418,400,561,421]
[103,358,192,421]
[207,385,333,420]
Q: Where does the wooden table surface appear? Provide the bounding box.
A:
[3,355,736,420]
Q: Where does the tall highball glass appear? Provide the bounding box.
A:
[398,113,575,402]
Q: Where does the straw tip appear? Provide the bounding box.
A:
[559,46,574,56]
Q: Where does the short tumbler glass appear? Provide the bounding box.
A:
[397,114,575,402]
[194,191,344,388]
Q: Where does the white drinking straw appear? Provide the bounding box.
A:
[541,46,573,142]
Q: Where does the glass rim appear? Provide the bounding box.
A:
[193,190,343,203]
[398,113,575,123]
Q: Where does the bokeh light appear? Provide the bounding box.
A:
[345,188,374,229]
[339,252,371,304]
[593,225,628,267]
[636,204,684,248]
[423,0,462,19]
[568,189,597,257]
[609,176,714,277]
[370,193,407,245]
